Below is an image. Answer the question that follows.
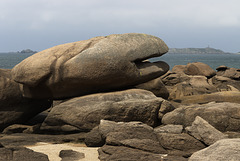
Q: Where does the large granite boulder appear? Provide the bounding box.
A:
[0,69,52,131]
[189,139,240,161]
[162,102,240,132]
[184,62,216,78]
[40,89,172,133]
[11,33,169,99]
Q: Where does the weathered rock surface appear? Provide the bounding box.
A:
[154,124,183,134]
[217,67,240,80]
[40,89,170,133]
[180,91,240,104]
[169,76,217,100]
[186,116,227,146]
[0,69,52,131]
[12,33,169,99]
[86,120,207,160]
[0,146,49,161]
[2,124,36,134]
[135,77,169,99]
[161,71,190,86]
[0,133,86,147]
[158,99,176,120]
[189,139,240,161]
[85,120,159,147]
[98,145,187,161]
[86,120,167,153]
[163,64,240,104]
[184,62,216,77]
[102,121,167,154]
[162,102,240,132]
[155,133,206,157]
[211,75,240,91]
[94,120,190,161]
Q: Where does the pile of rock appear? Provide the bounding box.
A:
[161,62,240,105]
[1,33,240,160]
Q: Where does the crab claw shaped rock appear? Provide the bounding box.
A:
[12,33,169,99]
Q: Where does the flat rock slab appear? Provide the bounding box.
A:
[12,33,169,99]
[186,116,227,146]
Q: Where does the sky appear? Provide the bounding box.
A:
[0,0,240,53]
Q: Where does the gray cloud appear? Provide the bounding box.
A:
[0,0,240,52]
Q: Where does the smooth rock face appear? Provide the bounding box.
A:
[40,89,165,133]
[162,102,240,132]
[12,33,169,99]
[0,69,52,131]
[189,139,240,161]
[186,116,227,146]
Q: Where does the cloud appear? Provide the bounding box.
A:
[0,0,240,52]
[1,0,240,30]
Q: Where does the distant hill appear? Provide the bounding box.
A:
[168,47,232,54]
[0,49,38,54]
[19,49,37,54]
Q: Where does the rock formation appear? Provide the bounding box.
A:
[1,33,240,160]
[12,33,169,99]
[40,89,174,133]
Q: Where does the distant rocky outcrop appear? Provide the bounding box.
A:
[168,47,232,54]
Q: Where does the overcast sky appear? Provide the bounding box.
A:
[0,0,240,52]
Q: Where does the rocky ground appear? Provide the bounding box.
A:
[1,33,240,161]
